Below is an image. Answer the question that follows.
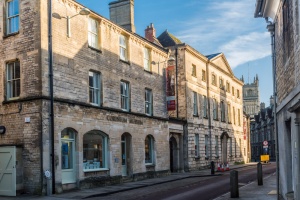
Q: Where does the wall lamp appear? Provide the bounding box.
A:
[0,126,6,134]
[52,7,91,37]
[151,56,175,75]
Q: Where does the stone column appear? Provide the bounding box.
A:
[294,117,300,200]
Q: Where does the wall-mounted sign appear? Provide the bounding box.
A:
[166,66,176,111]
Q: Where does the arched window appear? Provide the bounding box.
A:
[83,130,108,171]
[145,135,155,164]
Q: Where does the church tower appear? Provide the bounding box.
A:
[242,74,260,119]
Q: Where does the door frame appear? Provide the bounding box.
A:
[61,129,76,184]
[121,133,132,177]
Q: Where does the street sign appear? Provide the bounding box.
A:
[263,141,268,146]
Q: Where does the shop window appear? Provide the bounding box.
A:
[83,130,108,171]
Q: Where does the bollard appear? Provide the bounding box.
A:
[211,161,215,175]
[257,162,263,185]
[230,170,239,198]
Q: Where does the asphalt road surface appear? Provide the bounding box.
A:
[90,163,276,200]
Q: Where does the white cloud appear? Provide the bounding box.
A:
[173,0,270,68]
[220,32,271,68]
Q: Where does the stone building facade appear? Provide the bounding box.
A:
[241,75,260,118]
[250,100,275,162]
[156,31,246,171]
[255,0,300,199]
[0,0,171,195]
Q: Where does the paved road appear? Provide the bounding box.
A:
[89,163,276,200]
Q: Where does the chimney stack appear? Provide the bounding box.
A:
[145,23,156,42]
[109,0,136,33]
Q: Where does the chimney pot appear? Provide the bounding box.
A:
[145,23,156,42]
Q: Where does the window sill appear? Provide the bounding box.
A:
[5,97,20,102]
[194,156,200,159]
[119,59,130,65]
[145,163,155,167]
[203,116,208,119]
[3,31,19,39]
[83,168,109,173]
[193,114,199,117]
[90,103,101,107]
[144,69,152,74]
[88,45,102,53]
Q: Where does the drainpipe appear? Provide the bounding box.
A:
[175,47,179,118]
[48,0,55,194]
[206,61,212,162]
[266,18,279,200]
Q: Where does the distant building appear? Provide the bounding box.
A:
[241,75,260,119]
[156,30,246,171]
[250,97,275,162]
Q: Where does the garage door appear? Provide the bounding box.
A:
[0,146,16,196]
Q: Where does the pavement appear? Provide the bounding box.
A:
[0,162,282,200]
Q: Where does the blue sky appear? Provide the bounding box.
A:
[77,0,273,105]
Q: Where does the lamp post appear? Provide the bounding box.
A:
[48,0,90,194]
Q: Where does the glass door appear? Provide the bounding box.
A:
[61,129,76,184]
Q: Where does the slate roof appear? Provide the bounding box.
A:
[205,53,222,60]
[157,30,183,47]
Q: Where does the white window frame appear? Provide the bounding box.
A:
[6,60,20,100]
[119,35,127,61]
[88,18,98,49]
[145,135,155,164]
[121,81,130,111]
[6,0,19,34]
[195,134,199,157]
[193,92,198,116]
[89,71,101,106]
[144,47,150,71]
[145,89,152,116]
